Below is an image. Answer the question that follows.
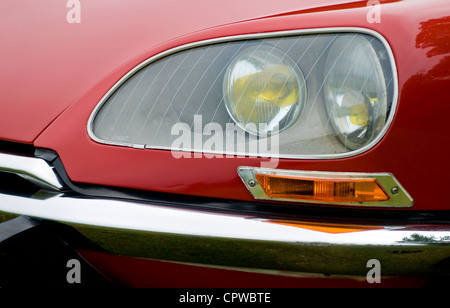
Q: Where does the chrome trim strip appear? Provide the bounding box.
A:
[238,167,414,208]
[87,27,399,160]
[0,191,449,276]
[0,153,63,191]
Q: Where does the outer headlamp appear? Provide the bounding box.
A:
[324,35,390,150]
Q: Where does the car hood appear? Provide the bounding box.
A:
[0,0,370,144]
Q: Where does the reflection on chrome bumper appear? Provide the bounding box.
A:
[1,190,450,277]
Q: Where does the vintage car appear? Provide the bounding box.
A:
[0,0,449,288]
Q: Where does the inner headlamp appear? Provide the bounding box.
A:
[223,45,306,136]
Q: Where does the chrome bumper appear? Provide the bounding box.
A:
[1,153,450,277]
[2,190,450,277]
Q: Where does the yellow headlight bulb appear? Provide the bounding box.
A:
[349,104,369,126]
[224,45,306,136]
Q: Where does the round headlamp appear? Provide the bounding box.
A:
[324,35,389,150]
[223,45,306,136]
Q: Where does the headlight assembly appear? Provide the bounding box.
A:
[89,29,397,159]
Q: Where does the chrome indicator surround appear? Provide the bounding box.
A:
[238,167,413,208]
[87,27,398,160]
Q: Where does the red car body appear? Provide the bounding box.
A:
[0,0,449,288]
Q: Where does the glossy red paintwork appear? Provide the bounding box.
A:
[2,0,449,211]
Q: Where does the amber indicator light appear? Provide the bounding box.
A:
[254,173,390,203]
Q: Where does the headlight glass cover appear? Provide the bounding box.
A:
[89,29,397,158]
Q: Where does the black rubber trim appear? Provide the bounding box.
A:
[0,139,35,157]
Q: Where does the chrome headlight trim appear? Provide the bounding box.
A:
[87,27,398,160]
